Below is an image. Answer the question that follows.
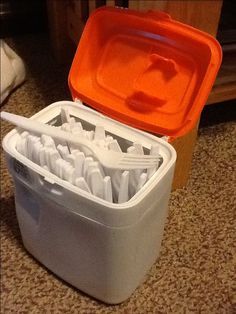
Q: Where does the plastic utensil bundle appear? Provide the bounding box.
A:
[1,108,162,203]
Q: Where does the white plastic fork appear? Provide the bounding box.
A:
[0,111,159,170]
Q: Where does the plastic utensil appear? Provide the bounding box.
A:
[103,176,113,202]
[1,111,159,170]
[118,171,129,203]
[87,168,104,198]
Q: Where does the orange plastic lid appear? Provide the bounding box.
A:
[68,7,222,138]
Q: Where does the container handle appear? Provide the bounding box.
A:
[146,10,171,21]
[37,176,64,198]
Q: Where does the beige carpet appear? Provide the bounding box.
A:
[1,34,236,313]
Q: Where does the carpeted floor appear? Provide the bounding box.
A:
[1,34,236,313]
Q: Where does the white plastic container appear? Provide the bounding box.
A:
[2,6,221,304]
[3,101,176,304]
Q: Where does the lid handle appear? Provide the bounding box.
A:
[146,10,171,21]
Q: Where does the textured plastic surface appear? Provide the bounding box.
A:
[3,101,176,303]
[69,7,222,138]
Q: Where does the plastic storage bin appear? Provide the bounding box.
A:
[3,101,176,304]
[2,7,221,304]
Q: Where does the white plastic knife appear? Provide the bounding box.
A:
[136,172,147,193]
[32,141,43,164]
[73,151,85,177]
[41,134,56,149]
[49,149,61,174]
[75,177,91,193]
[57,144,70,159]
[118,171,129,203]
[103,176,113,202]
[87,168,104,199]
